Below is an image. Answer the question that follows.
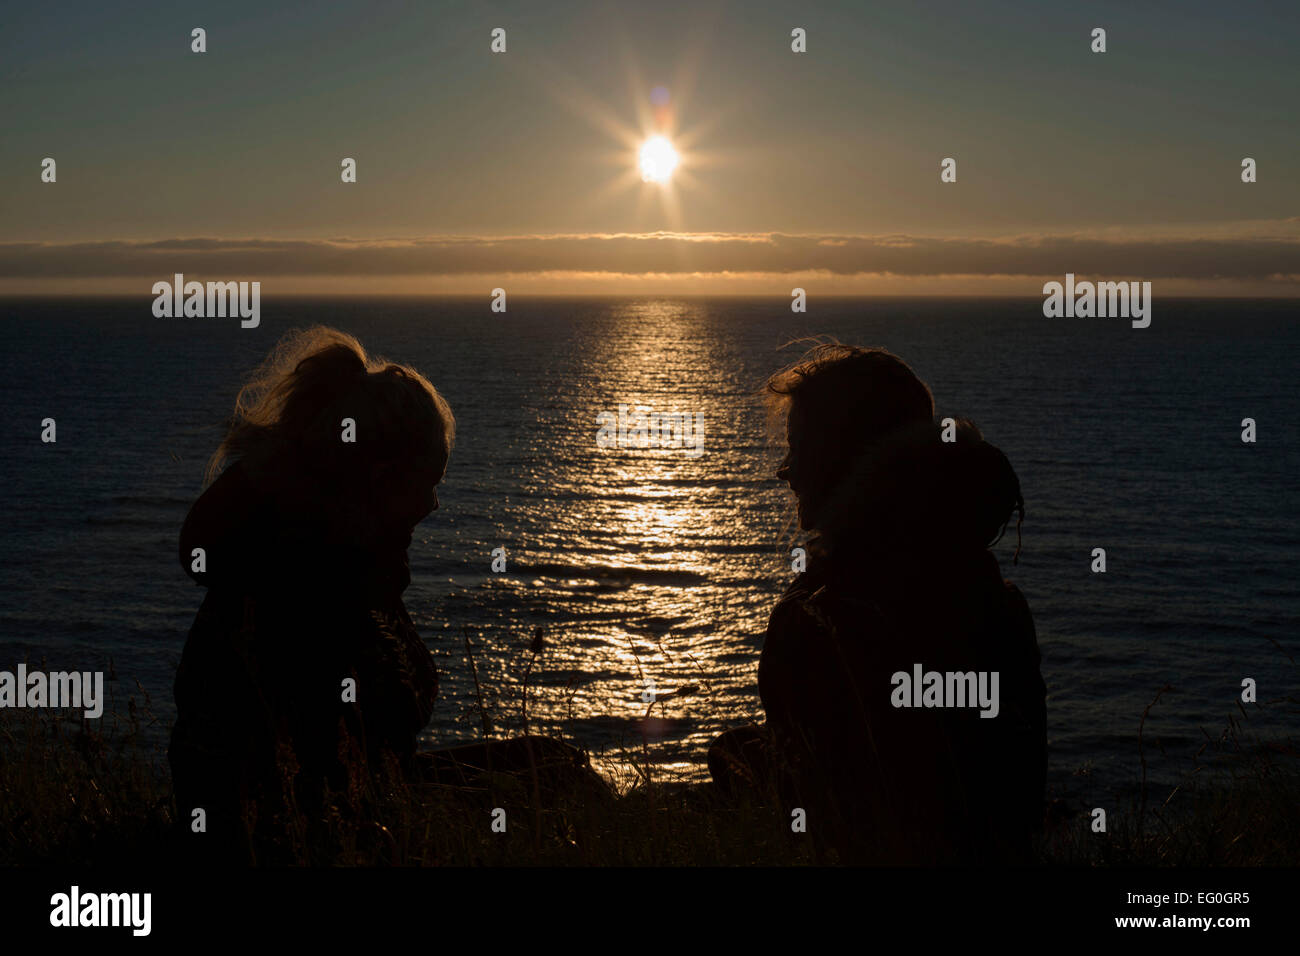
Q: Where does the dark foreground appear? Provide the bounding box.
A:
[2,697,1296,867]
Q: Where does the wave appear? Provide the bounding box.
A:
[102,494,192,508]
[504,561,711,585]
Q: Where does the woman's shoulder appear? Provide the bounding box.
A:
[179,461,264,588]
[766,561,891,658]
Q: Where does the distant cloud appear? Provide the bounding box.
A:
[1,228,1297,281]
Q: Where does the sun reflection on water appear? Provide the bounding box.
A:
[424,298,792,786]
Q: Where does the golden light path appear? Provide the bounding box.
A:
[456,48,766,782]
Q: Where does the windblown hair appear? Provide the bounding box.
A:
[765,340,934,443]
[205,326,455,486]
[765,339,1023,560]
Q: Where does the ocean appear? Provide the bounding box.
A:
[1,296,1296,803]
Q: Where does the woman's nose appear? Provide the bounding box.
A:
[776,453,793,483]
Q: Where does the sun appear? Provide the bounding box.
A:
[638,135,679,184]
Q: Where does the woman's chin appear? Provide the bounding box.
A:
[373,528,413,552]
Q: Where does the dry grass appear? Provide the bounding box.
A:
[1,643,1295,866]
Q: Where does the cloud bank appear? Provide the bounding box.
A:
[2,229,1297,282]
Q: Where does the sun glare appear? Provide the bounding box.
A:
[638,135,679,184]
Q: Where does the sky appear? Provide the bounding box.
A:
[2,0,1297,294]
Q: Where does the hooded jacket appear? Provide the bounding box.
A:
[168,459,438,862]
[758,420,1046,863]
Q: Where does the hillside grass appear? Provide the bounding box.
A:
[2,654,1296,867]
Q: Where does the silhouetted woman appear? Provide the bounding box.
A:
[708,343,1047,864]
[170,327,596,864]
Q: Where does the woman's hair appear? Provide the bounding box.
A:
[765,340,934,458]
[767,340,933,430]
[766,339,1023,559]
[205,326,454,486]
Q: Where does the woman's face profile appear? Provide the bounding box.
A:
[371,444,448,543]
[777,401,817,531]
